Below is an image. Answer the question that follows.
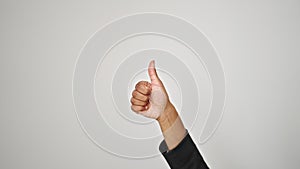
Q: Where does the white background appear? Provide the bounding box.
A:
[1,0,299,168]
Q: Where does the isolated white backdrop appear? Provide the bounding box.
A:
[0,0,299,169]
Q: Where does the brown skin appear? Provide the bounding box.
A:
[130,60,185,150]
[130,80,178,133]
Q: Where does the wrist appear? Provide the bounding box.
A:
[157,101,173,121]
[156,101,178,132]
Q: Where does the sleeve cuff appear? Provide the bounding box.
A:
[159,129,188,153]
[159,132,209,169]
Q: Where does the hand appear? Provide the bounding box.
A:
[130,60,186,150]
[130,60,171,120]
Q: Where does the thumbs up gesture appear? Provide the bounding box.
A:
[130,60,172,120]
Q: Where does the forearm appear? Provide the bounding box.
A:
[157,101,187,150]
[157,102,210,169]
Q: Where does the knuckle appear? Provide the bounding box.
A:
[131,105,138,112]
[142,95,148,101]
[135,82,142,89]
[145,86,151,94]
[132,99,138,105]
[130,97,135,104]
[132,90,137,97]
[130,105,135,111]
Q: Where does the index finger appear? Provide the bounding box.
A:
[135,81,152,95]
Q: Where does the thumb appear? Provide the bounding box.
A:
[148,60,162,86]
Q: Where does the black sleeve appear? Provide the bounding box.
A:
[159,132,209,169]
